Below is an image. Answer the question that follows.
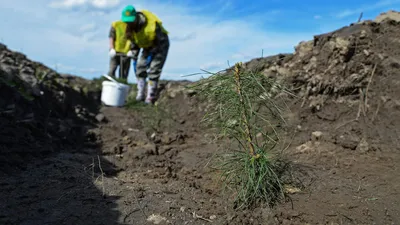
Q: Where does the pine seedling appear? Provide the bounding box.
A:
[192,62,289,208]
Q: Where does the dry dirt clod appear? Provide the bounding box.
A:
[95,113,106,122]
[311,131,323,142]
[147,214,167,224]
[357,138,369,153]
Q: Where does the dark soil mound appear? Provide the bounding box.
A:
[240,17,400,152]
[0,43,102,173]
[233,13,400,224]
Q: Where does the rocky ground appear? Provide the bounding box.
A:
[1,10,400,225]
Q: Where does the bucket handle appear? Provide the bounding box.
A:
[102,74,119,83]
[102,74,125,88]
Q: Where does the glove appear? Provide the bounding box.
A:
[109,48,116,58]
[127,50,133,57]
[133,60,137,73]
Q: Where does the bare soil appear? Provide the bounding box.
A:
[1,12,400,225]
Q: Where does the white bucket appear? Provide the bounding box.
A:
[101,81,130,107]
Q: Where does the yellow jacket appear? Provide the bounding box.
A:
[131,10,168,48]
[111,20,132,53]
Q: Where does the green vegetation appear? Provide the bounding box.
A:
[92,76,129,85]
[92,75,170,132]
[191,62,290,209]
[124,87,177,133]
[0,76,34,101]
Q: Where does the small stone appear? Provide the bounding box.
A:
[363,49,370,56]
[359,30,367,39]
[180,207,185,212]
[147,214,167,224]
[210,215,217,220]
[95,113,105,122]
[284,184,301,194]
[186,89,196,96]
[337,135,359,150]
[311,131,323,142]
[380,96,390,103]
[75,107,81,114]
[357,138,369,153]
[161,135,171,144]
[144,144,158,155]
[169,91,177,98]
[151,133,157,140]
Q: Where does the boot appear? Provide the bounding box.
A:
[136,78,146,101]
[145,80,158,104]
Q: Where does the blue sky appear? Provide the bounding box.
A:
[1,0,399,83]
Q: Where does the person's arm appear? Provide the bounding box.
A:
[109,38,114,50]
[108,26,116,49]
[152,23,168,49]
[130,42,140,60]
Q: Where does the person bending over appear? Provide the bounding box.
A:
[107,8,136,80]
[121,5,170,104]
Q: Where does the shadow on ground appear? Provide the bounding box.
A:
[0,44,124,225]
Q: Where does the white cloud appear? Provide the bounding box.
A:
[54,63,76,71]
[79,23,97,32]
[336,9,358,18]
[170,32,197,42]
[91,0,120,8]
[49,0,120,10]
[0,0,313,82]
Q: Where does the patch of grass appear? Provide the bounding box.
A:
[0,76,34,101]
[92,76,129,85]
[192,62,291,209]
[123,86,179,133]
[126,99,176,133]
[125,98,148,109]
[35,66,49,82]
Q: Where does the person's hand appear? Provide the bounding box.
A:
[109,49,116,58]
[127,50,133,57]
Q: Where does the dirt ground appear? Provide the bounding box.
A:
[1,84,399,225]
[1,11,400,225]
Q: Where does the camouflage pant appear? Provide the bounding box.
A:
[136,35,170,81]
[107,54,131,79]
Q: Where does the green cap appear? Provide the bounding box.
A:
[121,5,136,22]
